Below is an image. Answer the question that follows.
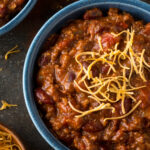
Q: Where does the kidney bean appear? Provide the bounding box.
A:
[82,119,103,132]
[124,98,132,113]
[92,65,100,78]
[101,64,110,74]
[84,8,102,20]
[68,71,76,82]
[83,62,108,77]
[38,54,51,67]
[35,88,54,105]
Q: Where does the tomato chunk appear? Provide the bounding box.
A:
[101,33,120,51]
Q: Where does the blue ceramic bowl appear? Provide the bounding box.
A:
[0,0,37,36]
[23,0,150,149]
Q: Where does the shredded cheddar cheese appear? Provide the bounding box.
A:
[5,45,20,60]
[68,28,150,122]
[69,101,115,118]
[0,101,18,149]
[104,100,142,122]
[0,100,17,111]
[98,36,103,52]
[0,130,21,150]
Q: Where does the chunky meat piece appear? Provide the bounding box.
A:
[82,119,103,132]
[136,82,150,109]
[143,23,150,35]
[101,33,120,50]
[87,20,104,37]
[84,8,102,20]
[55,65,76,93]
[108,8,119,16]
[74,136,101,150]
[60,53,71,68]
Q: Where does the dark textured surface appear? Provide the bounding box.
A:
[0,1,76,150]
[0,0,149,150]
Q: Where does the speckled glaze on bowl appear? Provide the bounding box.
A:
[0,0,37,36]
[0,124,26,150]
[23,0,150,150]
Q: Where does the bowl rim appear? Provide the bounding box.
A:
[0,0,37,36]
[23,0,150,150]
[0,123,26,150]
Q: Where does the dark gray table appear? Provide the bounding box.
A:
[0,1,76,150]
[0,0,149,150]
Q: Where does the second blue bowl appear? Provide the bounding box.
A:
[0,0,37,36]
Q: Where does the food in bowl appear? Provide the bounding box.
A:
[0,124,24,150]
[0,0,26,27]
[34,8,150,150]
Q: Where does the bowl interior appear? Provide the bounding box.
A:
[0,124,25,150]
[0,0,37,36]
[23,0,150,150]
